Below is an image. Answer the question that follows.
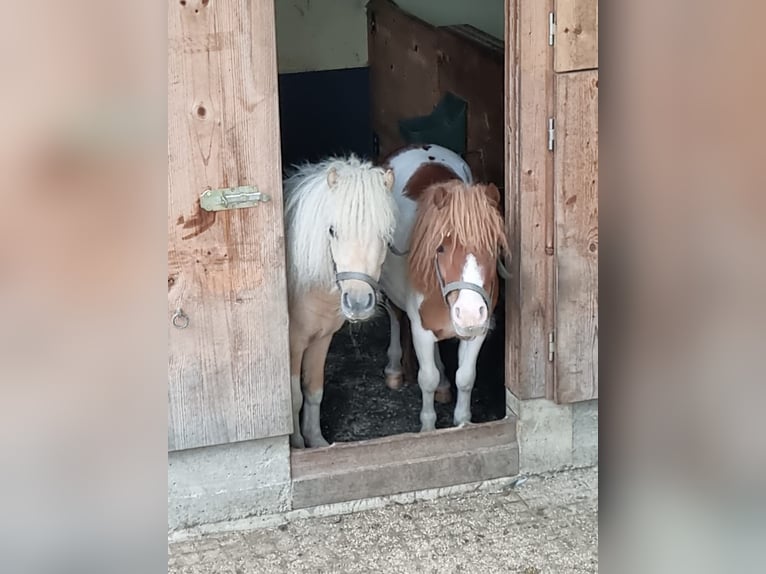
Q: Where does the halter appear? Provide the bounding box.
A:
[334,270,381,293]
[433,253,492,310]
[330,252,381,293]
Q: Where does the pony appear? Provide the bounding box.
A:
[379,144,508,432]
[283,155,396,448]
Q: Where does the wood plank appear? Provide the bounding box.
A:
[507,0,555,399]
[436,24,505,185]
[291,419,518,508]
[504,0,521,399]
[554,71,598,403]
[292,418,516,474]
[168,0,292,450]
[554,0,598,72]
[368,0,441,159]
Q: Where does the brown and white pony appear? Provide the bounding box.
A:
[284,156,396,447]
[379,144,507,431]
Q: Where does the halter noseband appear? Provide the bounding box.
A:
[433,253,492,310]
[388,242,509,309]
[334,270,381,293]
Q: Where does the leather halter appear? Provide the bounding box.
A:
[334,270,381,293]
[433,253,492,309]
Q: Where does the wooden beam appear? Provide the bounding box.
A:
[291,419,518,508]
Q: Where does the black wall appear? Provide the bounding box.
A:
[278,67,373,169]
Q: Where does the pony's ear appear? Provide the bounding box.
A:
[433,185,451,210]
[383,168,395,191]
[327,167,339,188]
[484,183,501,209]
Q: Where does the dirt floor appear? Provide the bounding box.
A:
[319,294,507,443]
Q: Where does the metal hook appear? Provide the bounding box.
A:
[172,308,189,329]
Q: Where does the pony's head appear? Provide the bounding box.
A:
[284,156,396,322]
[409,180,507,339]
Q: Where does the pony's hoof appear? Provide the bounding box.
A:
[385,372,404,390]
[306,435,330,448]
[434,386,452,404]
[290,433,306,449]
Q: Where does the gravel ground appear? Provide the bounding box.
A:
[169,466,598,574]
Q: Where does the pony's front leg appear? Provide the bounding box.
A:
[433,345,452,404]
[288,333,308,449]
[453,335,486,426]
[410,320,439,432]
[384,302,404,389]
[301,333,334,448]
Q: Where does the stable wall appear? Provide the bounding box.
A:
[275,0,504,166]
[275,0,504,74]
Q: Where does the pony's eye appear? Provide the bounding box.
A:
[436,245,445,254]
[329,226,336,238]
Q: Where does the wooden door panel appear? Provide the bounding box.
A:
[554,0,598,72]
[168,0,292,451]
[554,70,598,403]
[505,0,556,400]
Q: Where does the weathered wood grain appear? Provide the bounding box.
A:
[291,419,518,508]
[368,0,441,159]
[437,24,505,185]
[554,71,599,403]
[554,0,598,72]
[506,0,555,400]
[168,0,292,450]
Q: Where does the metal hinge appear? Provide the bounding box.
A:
[200,185,270,212]
[548,331,556,362]
[547,117,555,151]
[548,12,556,46]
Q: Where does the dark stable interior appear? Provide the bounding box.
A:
[278,56,506,445]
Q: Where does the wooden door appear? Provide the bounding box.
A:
[506,0,598,402]
[168,0,292,451]
[553,0,598,73]
[552,0,598,402]
[553,70,598,403]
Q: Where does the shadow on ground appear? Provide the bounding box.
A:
[320,294,507,443]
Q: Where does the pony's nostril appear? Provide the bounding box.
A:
[366,293,374,308]
[455,307,461,319]
[342,292,351,309]
[479,306,486,320]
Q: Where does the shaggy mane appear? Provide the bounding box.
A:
[408,180,508,296]
[283,155,396,296]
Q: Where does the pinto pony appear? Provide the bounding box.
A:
[283,156,396,448]
[379,145,507,432]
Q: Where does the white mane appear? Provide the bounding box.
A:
[283,155,397,296]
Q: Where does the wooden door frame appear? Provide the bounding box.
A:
[290,0,522,508]
[504,0,556,403]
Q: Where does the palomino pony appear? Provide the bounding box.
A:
[379,144,507,432]
[283,156,396,448]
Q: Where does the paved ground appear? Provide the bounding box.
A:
[169,466,598,573]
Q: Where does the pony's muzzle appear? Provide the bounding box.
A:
[450,290,489,337]
[340,288,376,322]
